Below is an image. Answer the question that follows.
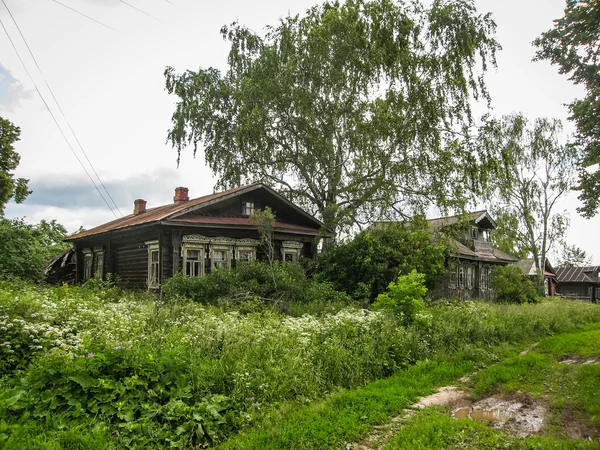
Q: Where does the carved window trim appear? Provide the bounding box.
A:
[82,248,93,281]
[146,240,160,289]
[235,238,259,263]
[210,237,235,269]
[281,240,303,263]
[449,265,457,289]
[458,264,465,289]
[93,246,104,279]
[471,227,479,240]
[182,235,209,277]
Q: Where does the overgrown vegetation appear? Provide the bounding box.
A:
[311,220,447,300]
[0,218,69,282]
[163,261,351,312]
[1,280,600,448]
[491,265,540,304]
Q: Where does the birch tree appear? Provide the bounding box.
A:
[165,0,499,246]
[481,114,576,279]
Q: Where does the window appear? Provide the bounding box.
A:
[281,241,303,263]
[83,249,93,281]
[182,235,209,277]
[458,265,465,289]
[185,249,202,276]
[214,250,227,268]
[146,241,160,289]
[449,265,457,289]
[471,227,479,240]
[242,201,254,216]
[467,265,475,289]
[210,237,235,270]
[481,229,491,242]
[93,249,104,279]
[480,265,488,291]
[235,238,259,263]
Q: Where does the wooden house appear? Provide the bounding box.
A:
[427,211,519,300]
[62,183,328,289]
[554,266,600,302]
[514,259,557,296]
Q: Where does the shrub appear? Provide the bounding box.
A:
[310,218,447,301]
[491,265,540,304]
[373,270,430,326]
[163,261,353,308]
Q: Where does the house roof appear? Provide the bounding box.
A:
[428,210,496,231]
[449,238,518,262]
[555,266,600,284]
[65,183,325,241]
[515,259,557,277]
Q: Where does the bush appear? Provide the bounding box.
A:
[373,270,430,326]
[310,218,447,301]
[163,261,353,308]
[491,265,540,304]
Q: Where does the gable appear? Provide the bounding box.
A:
[170,185,324,231]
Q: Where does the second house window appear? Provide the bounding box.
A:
[242,201,254,216]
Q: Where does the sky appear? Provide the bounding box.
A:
[0,0,598,263]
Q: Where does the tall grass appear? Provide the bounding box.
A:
[1,281,600,448]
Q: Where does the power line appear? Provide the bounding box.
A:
[1,0,124,217]
[119,0,163,23]
[50,0,116,32]
[0,15,119,218]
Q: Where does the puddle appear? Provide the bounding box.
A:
[558,355,598,365]
[451,395,545,436]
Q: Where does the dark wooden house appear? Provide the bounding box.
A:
[62,183,328,289]
[555,266,600,302]
[427,211,519,300]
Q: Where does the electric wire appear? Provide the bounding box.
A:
[119,0,163,23]
[0,16,119,219]
[1,0,124,217]
[50,0,116,32]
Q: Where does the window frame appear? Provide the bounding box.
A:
[458,264,465,289]
[281,240,303,263]
[480,265,488,291]
[242,201,255,216]
[146,240,160,289]
[471,226,479,240]
[93,246,104,279]
[449,264,457,289]
[182,235,209,277]
[210,237,235,270]
[235,238,259,263]
[82,248,93,281]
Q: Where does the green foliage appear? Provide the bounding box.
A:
[3,281,600,448]
[165,0,500,237]
[0,218,69,281]
[534,0,600,218]
[163,261,352,308]
[490,265,540,304]
[373,270,429,326]
[312,220,447,300]
[0,116,30,213]
[480,114,576,276]
[557,243,592,267]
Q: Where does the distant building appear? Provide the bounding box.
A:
[426,211,519,301]
[555,266,600,303]
[514,259,557,296]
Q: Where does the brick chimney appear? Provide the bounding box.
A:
[174,187,190,204]
[133,199,147,215]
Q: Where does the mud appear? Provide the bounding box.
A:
[451,395,546,436]
[558,354,598,365]
[413,386,468,408]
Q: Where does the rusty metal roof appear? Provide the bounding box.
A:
[168,216,320,233]
[65,183,315,241]
[555,266,600,283]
